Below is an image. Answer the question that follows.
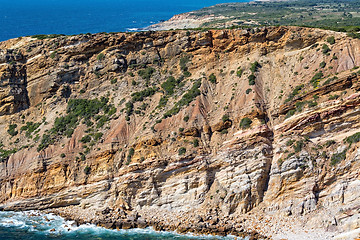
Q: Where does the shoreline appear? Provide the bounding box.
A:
[44,207,265,240]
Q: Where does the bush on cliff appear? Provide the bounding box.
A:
[239,117,252,129]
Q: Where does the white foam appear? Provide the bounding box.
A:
[0,211,238,239]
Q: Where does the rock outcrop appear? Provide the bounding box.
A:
[0,27,360,239]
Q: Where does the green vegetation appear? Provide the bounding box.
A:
[285,109,296,118]
[0,148,17,162]
[20,122,41,138]
[286,139,295,146]
[319,61,326,68]
[209,73,217,84]
[293,140,304,153]
[310,71,323,87]
[127,148,135,164]
[110,78,117,84]
[323,76,338,85]
[138,67,155,80]
[222,114,230,122]
[178,147,186,155]
[80,135,92,143]
[250,61,260,73]
[239,117,252,129]
[60,153,66,158]
[189,0,360,35]
[179,56,190,72]
[164,80,201,118]
[183,115,190,122]
[7,124,18,137]
[327,36,335,45]
[161,76,178,95]
[31,34,64,40]
[246,88,252,94]
[236,68,243,78]
[331,150,347,165]
[38,97,115,151]
[285,84,304,103]
[345,132,360,146]
[84,166,91,175]
[248,74,256,85]
[322,44,331,55]
[193,139,199,147]
[131,87,157,102]
[97,53,105,61]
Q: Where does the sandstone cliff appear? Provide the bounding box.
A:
[0,27,360,239]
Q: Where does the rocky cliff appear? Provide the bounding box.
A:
[0,26,360,239]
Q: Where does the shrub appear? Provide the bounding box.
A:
[178,147,186,155]
[60,153,66,158]
[209,73,217,84]
[97,53,105,61]
[94,132,103,141]
[164,80,201,118]
[183,115,189,122]
[286,139,295,146]
[323,76,338,86]
[328,94,339,100]
[84,166,91,175]
[21,122,41,138]
[38,97,115,151]
[0,148,17,162]
[246,88,252,94]
[345,132,360,145]
[7,124,18,137]
[239,117,252,129]
[326,36,335,45]
[138,67,155,80]
[307,101,318,108]
[126,148,135,164]
[285,109,296,119]
[221,129,228,134]
[183,71,192,78]
[248,74,256,85]
[319,61,326,68]
[250,61,260,73]
[157,96,168,109]
[193,139,199,147]
[222,114,230,122]
[293,140,304,153]
[179,128,184,132]
[110,78,117,84]
[310,71,323,87]
[161,76,177,95]
[331,150,346,165]
[236,68,243,78]
[322,44,331,55]
[285,84,304,102]
[80,135,92,143]
[179,56,190,72]
[131,87,157,102]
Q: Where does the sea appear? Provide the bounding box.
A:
[0,0,249,42]
[0,211,240,240]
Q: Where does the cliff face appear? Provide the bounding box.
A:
[0,27,360,239]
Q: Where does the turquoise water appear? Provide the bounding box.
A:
[0,0,249,41]
[0,211,239,240]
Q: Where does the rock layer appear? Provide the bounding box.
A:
[0,27,360,239]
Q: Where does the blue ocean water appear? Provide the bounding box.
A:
[0,211,240,240]
[0,0,249,41]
